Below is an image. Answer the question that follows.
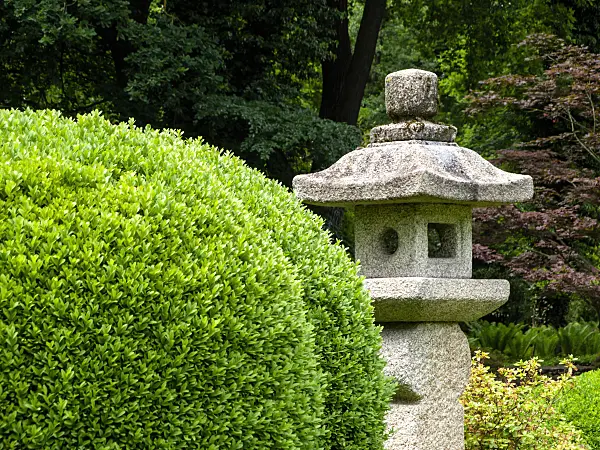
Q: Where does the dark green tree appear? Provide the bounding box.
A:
[558,0,600,52]
[398,0,575,99]
[0,0,361,186]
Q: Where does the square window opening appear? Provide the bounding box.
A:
[428,223,457,258]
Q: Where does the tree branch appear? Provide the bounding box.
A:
[567,109,600,164]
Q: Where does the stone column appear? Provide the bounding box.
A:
[381,323,470,449]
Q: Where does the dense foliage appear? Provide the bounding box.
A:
[462,352,588,450]
[559,369,600,449]
[357,0,597,135]
[0,0,362,186]
[0,109,393,448]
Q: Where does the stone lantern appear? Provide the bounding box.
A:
[292,69,533,449]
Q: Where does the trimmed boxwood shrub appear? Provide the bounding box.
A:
[0,109,393,449]
[559,369,600,449]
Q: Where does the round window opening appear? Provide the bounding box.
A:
[380,228,399,255]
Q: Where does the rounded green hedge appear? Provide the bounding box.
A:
[559,369,600,449]
[0,109,392,449]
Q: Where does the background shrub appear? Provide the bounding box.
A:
[462,352,588,450]
[559,369,600,449]
[0,109,393,449]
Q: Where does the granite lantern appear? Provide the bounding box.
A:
[293,69,533,449]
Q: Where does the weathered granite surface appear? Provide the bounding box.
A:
[293,141,534,206]
[365,277,510,322]
[371,120,457,143]
[355,204,472,279]
[292,68,531,450]
[386,69,438,120]
[381,323,470,450]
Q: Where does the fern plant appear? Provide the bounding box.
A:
[558,322,600,357]
[468,321,525,354]
[531,326,560,360]
[467,321,600,363]
[505,329,538,360]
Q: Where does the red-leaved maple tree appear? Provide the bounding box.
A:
[467,34,600,322]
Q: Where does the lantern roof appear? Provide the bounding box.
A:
[293,69,533,206]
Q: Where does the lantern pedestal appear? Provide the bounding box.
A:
[382,323,470,450]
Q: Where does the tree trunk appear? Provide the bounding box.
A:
[320,0,386,125]
[97,0,152,89]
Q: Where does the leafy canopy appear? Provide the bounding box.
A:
[0,0,360,186]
